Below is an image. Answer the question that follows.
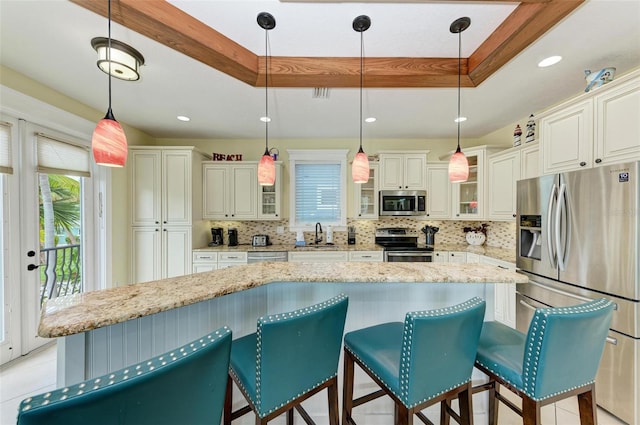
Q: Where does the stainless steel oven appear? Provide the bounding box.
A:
[375,228,433,262]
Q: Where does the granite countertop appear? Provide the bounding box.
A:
[194,243,515,263]
[39,262,527,339]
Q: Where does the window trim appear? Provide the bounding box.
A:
[288,149,348,231]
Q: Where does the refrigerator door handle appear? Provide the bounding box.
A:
[547,183,558,269]
[528,280,595,303]
[555,183,568,271]
[518,298,539,311]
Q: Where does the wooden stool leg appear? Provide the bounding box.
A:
[286,408,294,425]
[522,397,542,425]
[457,382,473,425]
[224,376,233,425]
[487,381,499,425]
[327,378,340,425]
[342,350,355,425]
[577,385,597,425]
[394,403,412,425]
[440,399,451,425]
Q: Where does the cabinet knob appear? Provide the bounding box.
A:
[155,229,159,231]
[155,221,160,224]
[513,214,516,218]
[580,161,587,167]
[451,253,454,257]
[163,229,167,232]
[595,158,602,164]
[456,213,460,217]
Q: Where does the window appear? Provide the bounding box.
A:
[288,149,348,230]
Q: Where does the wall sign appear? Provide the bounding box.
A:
[212,153,243,161]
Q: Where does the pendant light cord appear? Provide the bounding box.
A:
[264,30,269,154]
[359,31,364,151]
[107,0,113,113]
[456,29,461,151]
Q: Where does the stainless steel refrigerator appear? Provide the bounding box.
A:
[516,161,639,425]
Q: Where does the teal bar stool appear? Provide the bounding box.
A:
[16,326,232,425]
[474,298,614,425]
[224,293,348,425]
[342,297,486,425]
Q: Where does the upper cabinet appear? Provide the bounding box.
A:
[540,70,640,174]
[425,163,451,219]
[203,161,282,220]
[353,163,378,219]
[378,151,428,190]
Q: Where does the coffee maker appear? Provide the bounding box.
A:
[209,227,223,246]
[228,228,238,247]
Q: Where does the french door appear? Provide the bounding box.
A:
[0,105,103,365]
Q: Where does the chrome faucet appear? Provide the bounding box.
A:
[315,222,323,244]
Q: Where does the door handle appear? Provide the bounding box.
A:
[27,263,44,271]
[547,183,558,269]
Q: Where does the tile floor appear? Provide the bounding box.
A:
[0,342,629,425]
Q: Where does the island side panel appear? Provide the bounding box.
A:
[59,281,494,387]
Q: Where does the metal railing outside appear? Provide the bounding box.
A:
[39,244,82,306]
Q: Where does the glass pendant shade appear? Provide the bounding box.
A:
[257,151,276,186]
[352,148,370,184]
[92,113,128,167]
[448,148,469,183]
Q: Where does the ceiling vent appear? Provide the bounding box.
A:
[312,87,330,99]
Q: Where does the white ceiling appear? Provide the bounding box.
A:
[1,0,639,141]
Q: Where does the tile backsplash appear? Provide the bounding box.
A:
[206,218,516,250]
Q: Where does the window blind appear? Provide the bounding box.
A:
[0,121,13,174]
[36,132,91,177]
[294,163,342,224]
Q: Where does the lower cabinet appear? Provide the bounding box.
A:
[288,251,349,263]
[192,252,218,273]
[433,251,467,263]
[480,256,516,328]
[217,252,248,269]
[348,251,384,262]
[433,251,449,262]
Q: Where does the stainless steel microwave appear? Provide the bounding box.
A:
[379,190,426,216]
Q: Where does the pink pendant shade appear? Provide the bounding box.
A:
[448,147,469,183]
[258,149,276,186]
[92,108,127,167]
[352,148,370,184]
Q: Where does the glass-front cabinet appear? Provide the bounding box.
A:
[454,153,480,218]
[354,163,378,219]
[257,163,282,220]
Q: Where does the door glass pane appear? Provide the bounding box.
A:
[38,173,83,306]
[459,155,479,215]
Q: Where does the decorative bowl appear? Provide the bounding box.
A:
[465,231,486,246]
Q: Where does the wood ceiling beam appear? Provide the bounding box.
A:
[70,0,583,89]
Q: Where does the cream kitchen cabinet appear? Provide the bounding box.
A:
[203,163,257,220]
[288,251,349,263]
[432,251,449,263]
[258,163,283,220]
[217,251,248,269]
[433,251,467,262]
[129,147,209,284]
[520,143,540,179]
[426,163,451,219]
[540,70,640,174]
[192,252,218,273]
[348,251,384,262]
[480,256,516,328]
[378,151,428,190]
[353,163,378,219]
[441,146,503,219]
[203,162,283,220]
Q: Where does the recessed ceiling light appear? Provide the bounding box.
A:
[177,115,190,122]
[538,56,562,68]
[260,116,271,123]
[365,117,376,123]
[454,116,467,123]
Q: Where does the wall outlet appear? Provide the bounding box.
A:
[277,226,284,234]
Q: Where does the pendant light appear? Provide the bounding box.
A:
[448,17,471,183]
[351,15,371,184]
[257,12,276,186]
[92,0,128,167]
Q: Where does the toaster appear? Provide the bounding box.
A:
[252,234,270,247]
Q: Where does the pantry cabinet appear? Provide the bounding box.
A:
[129,147,209,284]
[540,70,640,174]
[378,151,428,190]
[426,163,451,219]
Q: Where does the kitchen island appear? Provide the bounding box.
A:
[41,262,527,391]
